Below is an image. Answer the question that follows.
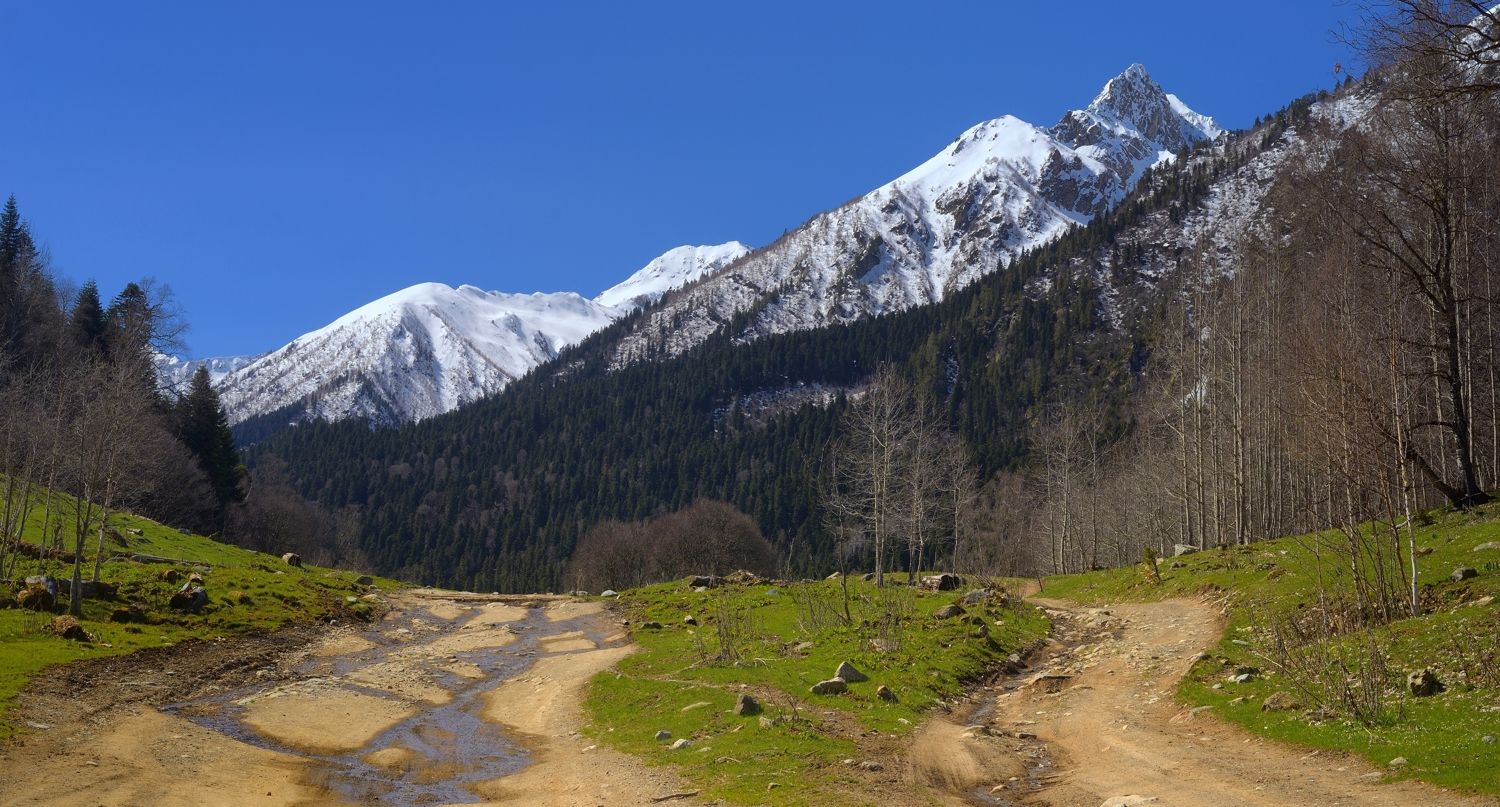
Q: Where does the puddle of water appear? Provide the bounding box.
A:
[165,601,624,804]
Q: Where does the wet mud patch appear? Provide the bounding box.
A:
[165,598,626,805]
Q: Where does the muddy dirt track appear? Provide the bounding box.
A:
[910,597,1498,807]
[0,589,692,806]
[4,590,1495,807]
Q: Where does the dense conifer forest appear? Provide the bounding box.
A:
[246,94,1314,592]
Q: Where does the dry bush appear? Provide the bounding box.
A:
[565,499,776,592]
[1260,607,1401,726]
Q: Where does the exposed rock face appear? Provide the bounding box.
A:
[608,65,1219,369]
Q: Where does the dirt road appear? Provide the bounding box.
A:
[912,597,1497,807]
[1,589,697,806]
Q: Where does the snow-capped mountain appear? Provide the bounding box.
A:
[216,243,747,427]
[155,353,259,393]
[595,242,751,309]
[609,64,1219,366]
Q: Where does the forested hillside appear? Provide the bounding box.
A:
[248,87,1324,592]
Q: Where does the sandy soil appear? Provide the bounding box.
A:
[912,597,1499,807]
[473,643,702,805]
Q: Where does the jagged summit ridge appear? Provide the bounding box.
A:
[609,64,1219,366]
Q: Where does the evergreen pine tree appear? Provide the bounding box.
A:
[178,366,245,520]
[0,195,23,271]
[69,279,107,351]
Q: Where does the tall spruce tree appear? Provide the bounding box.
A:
[177,366,244,521]
[69,280,107,351]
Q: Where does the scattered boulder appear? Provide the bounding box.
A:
[834,661,868,683]
[281,552,302,568]
[654,730,671,741]
[826,571,842,580]
[669,738,692,750]
[169,583,208,612]
[792,641,815,653]
[1261,692,1301,712]
[687,575,721,589]
[869,637,897,654]
[16,584,55,612]
[640,621,663,630]
[158,568,182,584]
[1415,546,1435,556]
[126,527,144,536]
[600,589,618,598]
[810,677,848,695]
[1027,674,1073,694]
[354,575,374,586]
[876,685,895,701]
[734,693,760,716]
[683,615,698,626]
[860,572,876,582]
[933,603,966,619]
[1452,567,1479,582]
[921,573,962,591]
[1474,542,1500,552]
[858,760,883,771]
[1483,735,1496,744]
[1173,544,1200,557]
[1388,756,1408,767]
[1407,669,1444,697]
[51,615,90,642]
[1233,665,1261,678]
[723,570,763,585]
[960,589,992,606]
[24,575,59,599]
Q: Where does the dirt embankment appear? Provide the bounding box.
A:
[0,590,697,807]
[910,597,1498,807]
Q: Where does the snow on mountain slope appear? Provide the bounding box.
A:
[609,64,1219,366]
[595,242,751,309]
[217,243,745,427]
[155,353,259,393]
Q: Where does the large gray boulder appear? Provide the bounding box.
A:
[835,661,868,683]
[810,677,848,695]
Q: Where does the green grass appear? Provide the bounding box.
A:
[1,489,399,740]
[1043,503,1500,796]
[584,574,1049,805]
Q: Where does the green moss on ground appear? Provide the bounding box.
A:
[1043,504,1500,796]
[584,574,1048,805]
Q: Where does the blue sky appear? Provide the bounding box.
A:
[0,1,1355,357]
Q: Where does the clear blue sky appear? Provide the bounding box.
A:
[0,1,1356,358]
